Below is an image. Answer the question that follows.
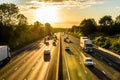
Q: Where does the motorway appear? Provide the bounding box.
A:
[61,34,120,80]
[0,33,60,80]
[0,33,120,80]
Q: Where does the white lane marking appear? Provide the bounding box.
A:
[85,70,87,74]
[102,71,106,74]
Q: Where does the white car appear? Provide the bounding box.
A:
[84,57,94,66]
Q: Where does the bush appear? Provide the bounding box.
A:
[93,36,111,48]
[110,42,120,54]
[102,40,111,49]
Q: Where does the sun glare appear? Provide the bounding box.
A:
[35,6,58,23]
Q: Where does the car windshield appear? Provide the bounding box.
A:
[86,59,92,62]
[86,44,92,47]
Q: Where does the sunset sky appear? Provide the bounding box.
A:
[0,0,120,28]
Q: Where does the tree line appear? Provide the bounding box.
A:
[0,3,53,50]
[69,15,120,54]
[70,15,120,36]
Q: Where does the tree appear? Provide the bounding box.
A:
[98,15,114,34]
[71,25,79,33]
[80,18,97,35]
[45,23,53,35]
[17,14,27,25]
[109,15,120,34]
[115,15,120,25]
[0,3,19,25]
[32,21,44,35]
[99,15,113,26]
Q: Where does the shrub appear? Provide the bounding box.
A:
[110,42,120,54]
[93,36,111,48]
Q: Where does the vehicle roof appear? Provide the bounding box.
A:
[85,57,92,60]
[0,46,8,48]
[44,50,50,54]
[66,46,70,47]
[81,36,88,39]
[84,39,92,44]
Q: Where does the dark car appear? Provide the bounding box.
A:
[53,41,56,46]
[65,46,70,51]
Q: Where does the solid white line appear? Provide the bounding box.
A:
[102,71,106,74]
[64,52,71,80]
[56,33,60,80]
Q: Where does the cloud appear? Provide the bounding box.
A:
[25,0,103,9]
[18,0,103,12]
[116,6,120,9]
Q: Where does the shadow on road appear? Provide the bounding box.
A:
[89,48,120,72]
[0,60,10,68]
[87,66,111,80]
[12,42,41,57]
[66,50,74,55]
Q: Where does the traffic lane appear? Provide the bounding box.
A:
[0,43,47,80]
[87,66,111,80]
[20,34,60,80]
[68,35,120,80]
[93,47,120,72]
[0,39,55,80]
[62,36,97,80]
[26,44,56,80]
[64,35,98,80]
[11,40,43,57]
[0,42,44,79]
[87,52,120,80]
[60,36,70,80]
[67,42,98,80]
[45,33,60,80]
[59,35,70,80]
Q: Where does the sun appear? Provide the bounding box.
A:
[35,6,58,23]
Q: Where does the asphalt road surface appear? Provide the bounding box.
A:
[0,33,60,80]
[0,33,120,80]
[66,34,120,80]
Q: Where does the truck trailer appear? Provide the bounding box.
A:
[80,37,93,53]
[0,46,11,65]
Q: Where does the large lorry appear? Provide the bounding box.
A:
[0,46,11,65]
[80,37,93,52]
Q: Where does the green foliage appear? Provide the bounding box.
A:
[99,15,113,26]
[69,14,120,54]
[115,15,120,25]
[53,28,66,33]
[0,3,54,51]
[69,32,82,38]
[91,35,120,54]
[71,25,79,33]
[17,14,28,25]
[45,23,53,36]
[110,40,120,54]
[0,3,19,25]
[95,36,107,42]
[79,18,97,35]
[93,36,111,49]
